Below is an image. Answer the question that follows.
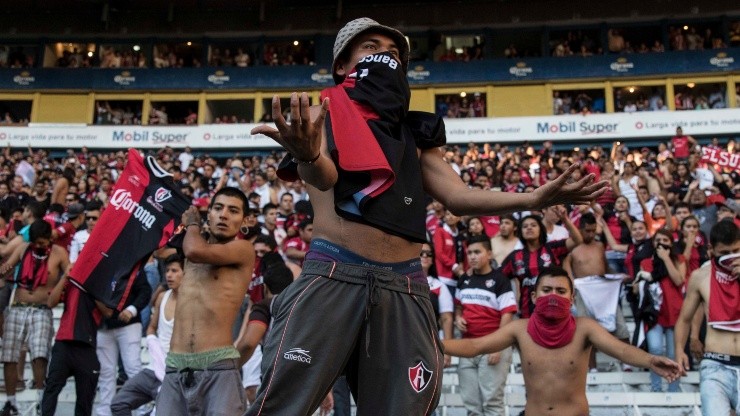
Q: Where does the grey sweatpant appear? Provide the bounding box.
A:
[156,358,246,416]
[246,260,443,416]
[110,368,160,416]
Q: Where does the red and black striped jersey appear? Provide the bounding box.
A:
[500,240,568,318]
[455,270,517,338]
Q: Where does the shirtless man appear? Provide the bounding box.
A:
[490,214,520,267]
[247,17,607,415]
[444,266,683,416]
[0,220,68,415]
[155,187,255,415]
[675,220,740,415]
[564,213,631,370]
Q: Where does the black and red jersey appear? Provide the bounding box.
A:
[455,269,517,338]
[55,282,103,347]
[69,149,190,310]
[500,240,568,318]
[248,256,265,304]
[625,239,653,279]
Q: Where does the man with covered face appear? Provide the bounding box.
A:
[675,220,740,416]
[247,17,607,415]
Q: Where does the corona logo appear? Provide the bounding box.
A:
[710,52,734,68]
[509,62,533,77]
[407,65,431,81]
[114,71,136,85]
[310,68,333,83]
[207,71,230,84]
[610,57,634,72]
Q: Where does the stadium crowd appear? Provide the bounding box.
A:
[0,127,736,415]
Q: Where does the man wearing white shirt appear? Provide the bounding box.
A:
[177,147,194,172]
[69,204,101,264]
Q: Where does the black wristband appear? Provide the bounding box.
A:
[186,222,200,228]
[292,153,321,165]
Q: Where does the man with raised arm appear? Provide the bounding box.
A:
[444,266,683,416]
[247,17,607,415]
[674,220,740,416]
[155,187,255,416]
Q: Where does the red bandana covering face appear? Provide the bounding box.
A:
[708,257,740,332]
[527,294,576,348]
[19,244,50,291]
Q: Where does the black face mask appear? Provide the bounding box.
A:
[343,51,410,123]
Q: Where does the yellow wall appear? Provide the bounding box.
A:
[490,85,550,116]
[35,94,91,123]
[13,75,739,123]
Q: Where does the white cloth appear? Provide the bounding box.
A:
[95,323,143,416]
[618,177,642,220]
[546,224,569,242]
[574,275,623,332]
[178,152,193,171]
[242,344,263,388]
[69,229,91,263]
[427,276,454,314]
[254,183,272,208]
[146,289,174,378]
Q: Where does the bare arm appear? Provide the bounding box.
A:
[146,292,164,336]
[284,246,307,263]
[0,235,24,259]
[421,152,607,216]
[683,181,699,204]
[47,274,68,308]
[560,208,583,250]
[585,318,683,381]
[443,319,521,358]
[563,253,574,278]
[181,206,255,266]
[656,247,686,287]
[236,322,268,366]
[674,270,705,371]
[0,241,27,276]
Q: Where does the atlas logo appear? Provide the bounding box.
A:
[408,361,433,393]
[109,189,156,229]
[283,348,312,364]
[154,187,172,203]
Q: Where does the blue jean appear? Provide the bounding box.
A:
[699,359,739,416]
[646,324,679,392]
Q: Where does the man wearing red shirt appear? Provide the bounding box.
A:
[51,203,85,253]
[670,127,697,161]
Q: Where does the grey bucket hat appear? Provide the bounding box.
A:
[332,17,409,84]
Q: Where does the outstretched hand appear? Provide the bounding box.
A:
[532,164,608,209]
[649,354,685,383]
[250,93,329,162]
